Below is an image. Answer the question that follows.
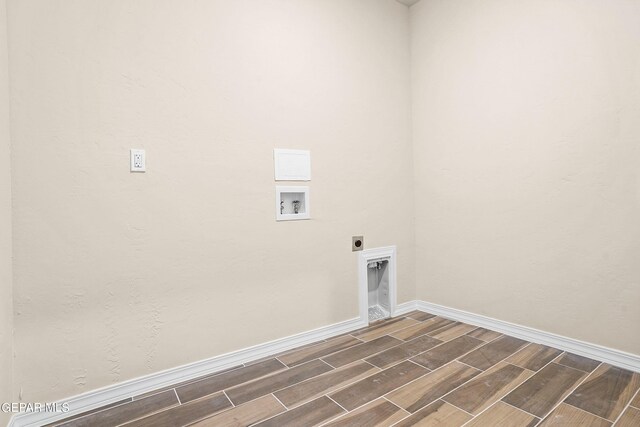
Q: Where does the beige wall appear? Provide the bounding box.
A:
[412,0,640,355]
[1,0,13,424]
[7,0,640,411]
[8,0,414,402]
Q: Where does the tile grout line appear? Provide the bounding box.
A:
[456,359,483,371]
[370,336,445,365]
[529,361,603,427]
[270,392,289,411]
[370,346,490,408]
[321,335,420,370]
[391,319,457,343]
[376,398,414,427]
[134,363,249,403]
[280,363,383,412]
[221,390,234,408]
[501,399,542,422]
[445,398,476,418]
[505,361,537,377]
[377,357,480,412]
[319,360,434,417]
[325,394,350,413]
[221,359,337,407]
[289,339,368,367]
[360,359,380,370]
[353,319,423,342]
[388,409,414,427]
[327,344,490,419]
[321,358,337,369]
[563,400,617,424]
[424,358,501,418]
[386,330,473,363]
[274,357,387,410]
[316,358,434,418]
[381,396,410,415]
[441,358,537,417]
[458,348,567,426]
[419,322,468,341]
[608,382,640,426]
[630,386,640,410]
[114,399,184,427]
[315,393,365,427]
[551,352,601,374]
[470,329,505,345]
[282,339,372,368]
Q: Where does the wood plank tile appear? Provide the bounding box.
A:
[411,335,484,370]
[632,390,640,408]
[46,398,133,426]
[466,327,502,342]
[352,317,421,341]
[406,311,437,322]
[323,398,408,427]
[506,343,563,372]
[443,361,533,415]
[427,322,478,342]
[350,317,410,336]
[122,392,232,427]
[330,361,428,411]
[57,390,178,427]
[386,361,481,413]
[392,400,472,427]
[244,339,327,367]
[458,335,528,371]
[390,317,457,341]
[555,352,601,373]
[502,362,586,418]
[274,360,379,408]
[277,335,362,367]
[322,335,402,368]
[564,363,640,421]
[134,366,244,401]
[464,401,539,427]
[176,359,285,403]
[252,396,344,427]
[188,395,285,427]
[225,359,333,406]
[365,335,442,369]
[538,403,611,427]
[616,406,640,427]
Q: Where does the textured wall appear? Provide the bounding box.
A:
[0,0,13,424]
[9,0,414,402]
[412,0,640,355]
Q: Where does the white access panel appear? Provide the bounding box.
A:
[274,149,311,181]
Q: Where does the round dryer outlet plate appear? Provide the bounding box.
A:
[352,236,364,252]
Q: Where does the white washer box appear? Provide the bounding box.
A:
[275,186,310,221]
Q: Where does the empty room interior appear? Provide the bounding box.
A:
[1,0,639,426]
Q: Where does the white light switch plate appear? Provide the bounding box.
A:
[130,149,146,172]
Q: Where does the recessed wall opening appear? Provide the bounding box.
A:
[367,259,390,321]
[359,246,397,324]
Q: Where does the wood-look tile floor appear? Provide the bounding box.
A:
[49,311,640,427]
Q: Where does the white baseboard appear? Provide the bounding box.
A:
[415,300,640,373]
[9,316,367,427]
[393,300,418,316]
[10,299,640,426]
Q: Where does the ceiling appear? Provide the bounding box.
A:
[395,0,421,6]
